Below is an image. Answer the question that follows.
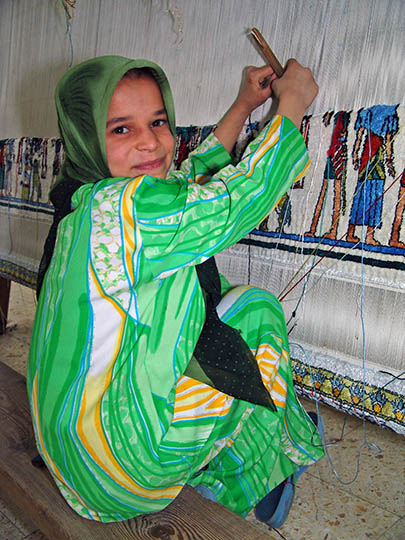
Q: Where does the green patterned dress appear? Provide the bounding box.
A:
[28,114,324,522]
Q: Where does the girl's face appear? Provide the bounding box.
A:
[105,75,175,179]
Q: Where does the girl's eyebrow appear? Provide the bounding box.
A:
[106,109,168,128]
[106,116,131,128]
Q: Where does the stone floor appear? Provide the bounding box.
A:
[0,282,404,540]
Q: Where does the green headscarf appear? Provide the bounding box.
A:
[54,55,176,188]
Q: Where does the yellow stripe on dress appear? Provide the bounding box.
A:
[255,341,282,382]
[173,375,233,422]
[223,117,282,186]
[72,261,181,500]
[245,116,282,177]
[254,340,288,409]
[269,374,288,409]
[121,177,144,285]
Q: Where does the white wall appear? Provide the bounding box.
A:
[1,0,404,138]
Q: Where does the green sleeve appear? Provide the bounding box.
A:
[170,132,233,184]
[134,115,309,279]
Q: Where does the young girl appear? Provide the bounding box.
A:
[28,55,324,525]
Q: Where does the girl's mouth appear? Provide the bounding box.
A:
[133,158,165,172]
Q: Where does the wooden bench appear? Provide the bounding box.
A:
[0,360,274,540]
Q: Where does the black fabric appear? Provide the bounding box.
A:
[36,178,83,298]
[194,258,276,410]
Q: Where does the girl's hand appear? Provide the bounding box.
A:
[214,61,318,151]
[234,65,276,116]
[273,59,319,128]
[214,65,274,153]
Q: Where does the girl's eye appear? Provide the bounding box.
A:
[112,126,128,134]
[152,119,167,128]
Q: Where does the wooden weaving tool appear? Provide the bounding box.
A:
[250,27,284,82]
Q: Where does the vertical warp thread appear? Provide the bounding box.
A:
[60,0,77,67]
[165,0,184,45]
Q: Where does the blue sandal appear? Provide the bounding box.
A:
[255,412,324,528]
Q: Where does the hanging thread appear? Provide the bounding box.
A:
[166,0,184,46]
[60,0,77,67]
[291,342,382,486]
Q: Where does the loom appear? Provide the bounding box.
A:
[0,0,404,435]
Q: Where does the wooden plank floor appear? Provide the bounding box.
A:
[0,360,275,540]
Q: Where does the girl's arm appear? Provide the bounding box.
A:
[135,114,309,280]
[215,59,318,152]
[171,65,274,183]
[214,65,274,153]
[172,60,317,184]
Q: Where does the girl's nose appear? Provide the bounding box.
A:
[135,128,159,151]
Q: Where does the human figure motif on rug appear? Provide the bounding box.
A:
[305,110,351,240]
[346,104,399,246]
[389,168,405,248]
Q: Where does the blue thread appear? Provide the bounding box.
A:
[287,158,332,331]
[290,341,381,487]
